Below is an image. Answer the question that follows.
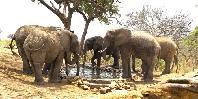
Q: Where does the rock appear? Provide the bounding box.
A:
[86,83,110,89]
[80,85,90,90]
[77,80,83,87]
[166,78,191,84]
[82,81,89,84]
[104,87,111,92]
[109,81,117,89]
[123,85,131,90]
[100,88,107,94]
[118,83,124,87]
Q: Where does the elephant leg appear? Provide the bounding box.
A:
[48,53,63,83]
[127,54,132,78]
[112,52,119,69]
[76,58,80,76]
[96,57,101,78]
[141,60,146,74]
[142,60,148,79]
[162,58,173,75]
[132,56,137,72]
[42,63,51,75]
[91,56,96,67]
[18,45,32,74]
[91,56,96,73]
[120,46,132,78]
[32,62,44,85]
[64,54,69,76]
[143,57,155,82]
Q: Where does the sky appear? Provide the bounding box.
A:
[0,0,198,39]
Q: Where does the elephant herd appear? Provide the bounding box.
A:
[9,25,178,85]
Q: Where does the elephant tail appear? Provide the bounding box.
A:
[174,48,179,65]
[9,36,18,56]
[173,48,179,73]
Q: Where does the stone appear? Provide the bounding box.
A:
[123,85,131,90]
[104,87,111,92]
[100,88,107,94]
[80,85,90,90]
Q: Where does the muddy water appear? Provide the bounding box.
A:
[60,63,123,79]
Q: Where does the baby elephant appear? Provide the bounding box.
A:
[83,36,119,76]
[23,29,79,85]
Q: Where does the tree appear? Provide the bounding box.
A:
[124,5,192,41]
[31,0,120,51]
[182,26,198,65]
[31,0,76,29]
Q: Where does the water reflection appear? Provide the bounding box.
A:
[61,64,122,79]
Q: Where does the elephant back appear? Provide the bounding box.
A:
[23,29,49,52]
[130,31,160,57]
[156,37,178,58]
[15,25,42,44]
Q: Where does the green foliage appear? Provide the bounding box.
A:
[182,26,198,48]
[155,59,165,72]
[76,0,120,24]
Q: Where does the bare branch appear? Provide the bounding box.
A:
[108,17,122,25]
[50,1,58,11]
[76,9,88,21]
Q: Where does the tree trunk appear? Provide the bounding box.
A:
[38,0,73,29]
[80,20,91,53]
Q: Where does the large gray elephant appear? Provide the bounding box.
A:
[23,28,79,85]
[102,29,160,81]
[132,37,178,75]
[9,25,62,74]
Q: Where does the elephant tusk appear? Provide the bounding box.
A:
[100,47,107,53]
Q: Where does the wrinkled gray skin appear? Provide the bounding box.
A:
[9,25,78,75]
[9,25,61,74]
[132,37,178,75]
[83,36,119,76]
[23,29,79,85]
[102,29,160,81]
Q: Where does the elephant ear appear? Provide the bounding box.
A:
[93,37,103,50]
[70,33,79,53]
[106,30,117,42]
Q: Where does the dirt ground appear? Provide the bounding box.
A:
[0,46,197,99]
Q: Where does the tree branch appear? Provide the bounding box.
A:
[76,9,88,21]
[108,17,122,25]
[50,1,58,11]
[37,0,69,29]
[38,0,59,15]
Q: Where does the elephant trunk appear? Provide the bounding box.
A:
[70,53,79,65]
[101,48,111,61]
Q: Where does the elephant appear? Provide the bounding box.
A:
[9,25,61,74]
[82,36,119,76]
[132,37,178,75]
[23,28,79,85]
[9,25,76,75]
[102,29,160,81]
